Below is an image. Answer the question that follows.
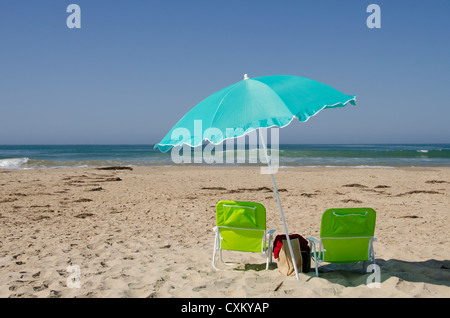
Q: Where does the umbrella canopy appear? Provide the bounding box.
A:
[155,75,355,152]
[154,74,356,279]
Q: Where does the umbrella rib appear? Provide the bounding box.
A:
[208,82,241,131]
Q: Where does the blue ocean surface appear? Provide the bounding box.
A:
[0,144,449,169]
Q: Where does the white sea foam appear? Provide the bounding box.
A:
[0,157,29,169]
[278,165,395,169]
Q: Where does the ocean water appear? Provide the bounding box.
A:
[0,144,449,169]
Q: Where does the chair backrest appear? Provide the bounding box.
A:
[320,208,376,263]
[216,200,266,253]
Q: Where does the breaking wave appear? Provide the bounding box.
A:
[0,157,30,169]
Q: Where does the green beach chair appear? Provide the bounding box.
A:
[212,200,275,271]
[307,208,377,277]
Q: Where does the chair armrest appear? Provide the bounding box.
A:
[267,229,276,235]
[307,237,320,244]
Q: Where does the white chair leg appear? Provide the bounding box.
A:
[372,251,376,270]
[307,238,321,277]
[219,249,239,267]
[266,234,273,270]
[212,231,221,271]
[212,251,220,270]
[314,258,319,277]
[370,237,377,269]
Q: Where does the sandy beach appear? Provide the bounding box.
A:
[0,166,449,298]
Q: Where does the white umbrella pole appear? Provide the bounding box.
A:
[259,128,300,280]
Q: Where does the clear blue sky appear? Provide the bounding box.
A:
[1,1,449,145]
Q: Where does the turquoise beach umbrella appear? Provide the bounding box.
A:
[155,74,356,279]
[155,75,355,152]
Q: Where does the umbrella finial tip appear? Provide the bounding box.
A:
[243,74,249,80]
